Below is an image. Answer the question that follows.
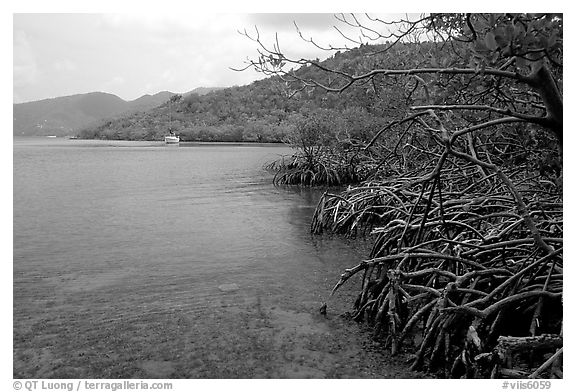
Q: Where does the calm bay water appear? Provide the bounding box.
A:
[13,138,415,379]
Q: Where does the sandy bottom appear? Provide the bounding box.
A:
[14,290,426,379]
[14,244,427,379]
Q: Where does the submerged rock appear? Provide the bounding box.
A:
[218,283,239,292]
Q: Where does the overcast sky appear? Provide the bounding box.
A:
[13,12,408,104]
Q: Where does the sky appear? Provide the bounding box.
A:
[12,1,545,104]
[13,11,409,104]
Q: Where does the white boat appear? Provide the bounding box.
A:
[165,133,180,144]
[164,99,179,144]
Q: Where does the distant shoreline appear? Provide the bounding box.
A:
[13,136,290,148]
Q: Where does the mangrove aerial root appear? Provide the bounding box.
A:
[265,152,362,187]
[317,149,562,378]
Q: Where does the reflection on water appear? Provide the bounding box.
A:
[13,138,413,379]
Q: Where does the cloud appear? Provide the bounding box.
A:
[244,13,338,32]
[161,69,175,83]
[12,13,404,103]
[100,76,125,92]
[13,30,38,87]
[53,59,77,72]
[99,13,244,38]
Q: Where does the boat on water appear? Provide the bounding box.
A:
[165,131,180,144]
[164,98,179,144]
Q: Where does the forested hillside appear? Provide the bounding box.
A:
[78,44,404,142]
[13,91,176,137]
[14,88,225,137]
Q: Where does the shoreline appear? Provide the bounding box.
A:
[13,136,289,148]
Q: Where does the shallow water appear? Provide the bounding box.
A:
[13,138,418,378]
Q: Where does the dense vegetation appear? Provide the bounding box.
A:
[245,13,563,379]
[78,45,397,144]
[13,91,177,137]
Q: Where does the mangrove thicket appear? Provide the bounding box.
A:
[243,13,563,379]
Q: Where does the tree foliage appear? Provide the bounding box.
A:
[78,49,397,144]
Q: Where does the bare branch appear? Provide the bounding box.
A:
[451,117,528,140]
[411,104,549,127]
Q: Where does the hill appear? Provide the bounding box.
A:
[78,44,402,143]
[12,88,222,137]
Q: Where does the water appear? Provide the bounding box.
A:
[13,138,415,379]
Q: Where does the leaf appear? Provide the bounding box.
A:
[485,32,498,50]
[494,29,509,49]
[506,24,515,39]
[514,22,525,40]
[490,51,500,65]
[474,40,489,54]
[547,32,558,48]
[515,56,527,70]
